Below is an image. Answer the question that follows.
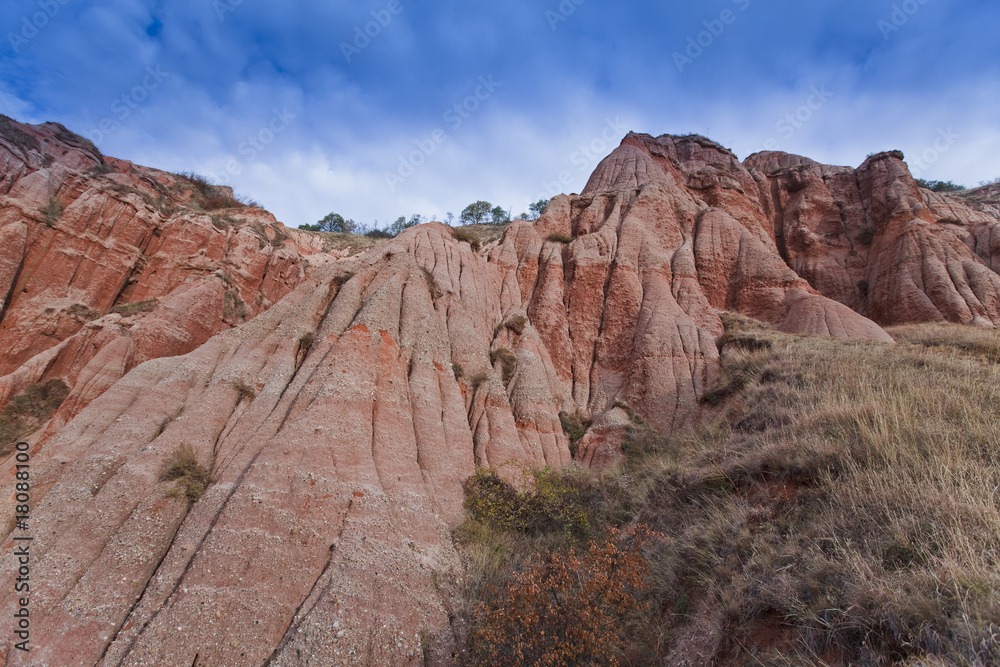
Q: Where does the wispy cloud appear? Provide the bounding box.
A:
[2,0,998,226]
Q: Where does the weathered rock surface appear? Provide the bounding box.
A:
[746,148,1000,326]
[0,117,353,435]
[0,118,997,665]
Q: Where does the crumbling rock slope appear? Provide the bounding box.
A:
[0,117,345,436]
[0,119,997,665]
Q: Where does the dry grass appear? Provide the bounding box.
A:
[452,223,508,251]
[489,348,517,385]
[298,332,316,355]
[230,379,257,402]
[110,299,158,316]
[223,292,248,322]
[889,322,1000,363]
[0,379,70,456]
[0,115,41,153]
[450,226,482,251]
[174,172,244,211]
[502,315,527,336]
[457,318,1000,665]
[161,443,211,502]
[470,371,490,392]
[65,303,100,322]
[318,231,388,256]
[39,197,63,226]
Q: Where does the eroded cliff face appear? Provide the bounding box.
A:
[745,147,1000,327]
[0,119,996,665]
[0,117,352,442]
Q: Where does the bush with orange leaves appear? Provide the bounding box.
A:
[470,525,659,666]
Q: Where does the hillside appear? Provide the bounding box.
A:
[0,116,997,664]
[459,317,1000,665]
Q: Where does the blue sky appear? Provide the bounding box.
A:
[2,0,998,227]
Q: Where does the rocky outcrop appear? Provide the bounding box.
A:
[745,147,1000,327]
[0,119,997,665]
[0,118,351,435]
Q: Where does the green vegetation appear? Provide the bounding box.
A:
[461,200,493,225]
[298,212,420,237]
[558,411,590,457]
[915,178,966,192]
[490,206,510,225]
[452,362,464,381]
[464,467,593,539]
[547,232,574,243]
[161,443,212,502]
[0,379,70,456]
[456,317,1000,665]
[295,200,517,240]
[529,199,549,219]
[299,212,356,233]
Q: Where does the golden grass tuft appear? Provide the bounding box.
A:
[161,443,212,502]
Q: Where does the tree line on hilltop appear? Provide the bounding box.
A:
[297,199,550,236]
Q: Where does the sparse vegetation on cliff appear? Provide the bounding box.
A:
[110,299,158,316]
[489,348,517,384]
[39,196,63,226]
[916,178,966,192]
[162,443,212,502]
[0,379,70,456]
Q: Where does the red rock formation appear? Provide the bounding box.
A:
[746,148,1000,327]
[0,118,334,433]
[0,119,997,665]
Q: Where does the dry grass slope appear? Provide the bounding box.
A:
[457,316,1000,666]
